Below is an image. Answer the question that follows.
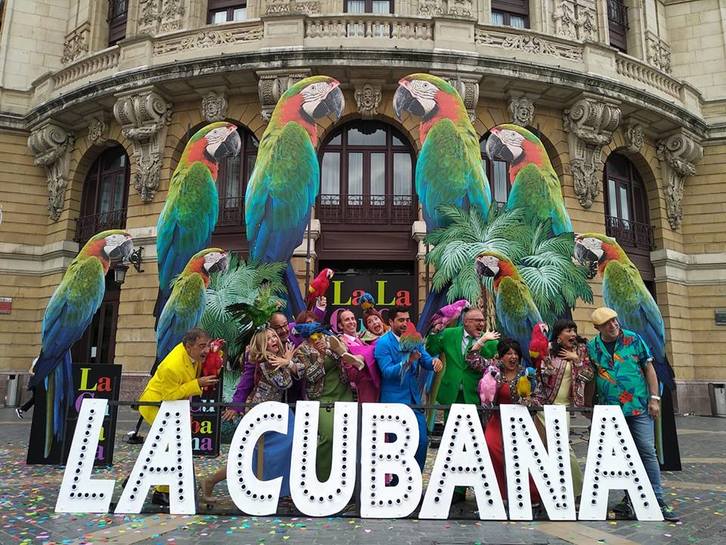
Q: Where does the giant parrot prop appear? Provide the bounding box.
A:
[485,123,572,236]
[575,232,681,469]
[29,230,134,457]
[475,251,543,365]
[393,73,492,332]
[245,76,344,318]
[155,248,228,364]
[154,122,241,323]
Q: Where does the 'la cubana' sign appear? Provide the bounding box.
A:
[56,399,664,521]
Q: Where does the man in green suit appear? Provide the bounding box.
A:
[426,307,499,504]
[426,308,499,406]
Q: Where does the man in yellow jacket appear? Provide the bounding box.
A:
[138,328,219,506]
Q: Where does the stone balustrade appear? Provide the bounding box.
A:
[53,47,121,91]
[304,15,434,41]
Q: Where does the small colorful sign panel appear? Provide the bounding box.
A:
[0,296,11,314]
[56,400,663,521]
[190,373,223,457]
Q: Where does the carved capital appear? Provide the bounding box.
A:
[433,72,481,121]
[87,116,109,147]
[353,82,382,118]
[508,95,535,127]
[201,91,228,123]
[28,122,75,221]
[656,131,703,230]
[113,87,172,202]
[257,69,311,121]
[623,120,645,154]
[563,95,621,208]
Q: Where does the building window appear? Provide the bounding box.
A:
[491,0,529,29]
[344,0,393,13]
[75,147,130,244]
[208,0,247,23]
[480,133,511,207]
[213,125,259,233]
[607,0,628,52]
[603,152,653,259]
[107,0,128,45]
[318,120,416,226]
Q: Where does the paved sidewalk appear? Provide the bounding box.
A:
[1,408,725,545]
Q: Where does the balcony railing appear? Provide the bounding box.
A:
[75,208,127,243]
[605,216,654,253]
[317,193,416,225]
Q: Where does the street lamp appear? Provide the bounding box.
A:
[113,247,144,285]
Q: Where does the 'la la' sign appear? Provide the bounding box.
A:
[56,399,663,521]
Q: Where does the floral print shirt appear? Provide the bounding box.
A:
[586,329,652,417]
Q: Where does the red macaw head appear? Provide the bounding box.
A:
[485,124,550,177]
[274,76,344,144]
[185,248,228,285]
[183,122,241,169]
[475,251,520,290]
[394,73,467,139]
[321,268,335,281]
[82,230,134,271]
[574,232,625,278]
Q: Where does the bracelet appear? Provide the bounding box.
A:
[649,395,661,401]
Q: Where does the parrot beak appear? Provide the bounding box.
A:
[212,127,242,161]
[574,242,599,266]
[393,83,425,120]
[105,234,134,262]
[475,256,497,278]
[313,84,345,122]
[485,131,515,163]
[205,253,228,275]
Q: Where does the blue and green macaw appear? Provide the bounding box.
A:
[29,230,134,457]
[393,73,492,330]
[245,75,344,318]
[575,232,681,470]
[154,122,241,324]
[156,248,228,363]
[485,124,572,235]
[475,251,543,365]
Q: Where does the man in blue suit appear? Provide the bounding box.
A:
[374,306,443,469]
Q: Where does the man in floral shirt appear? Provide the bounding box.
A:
[587,307,679,522]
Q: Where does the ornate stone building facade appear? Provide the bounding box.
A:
[0,0,723,413]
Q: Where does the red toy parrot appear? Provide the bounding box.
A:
[306,268,334,308]
[528,322,549,373]
[201,338,225,393]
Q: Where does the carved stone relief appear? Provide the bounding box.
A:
[138,0,186,35]
[257,70,311,121]
[87,116,109,147]
[646,31,672,74]
[265,0,321,16]
[508,96,535,127]
[552,1,597,42]
[353,83,382,118]
[418,0,473,18]
[201,91,229,123]
[113,87,173,202]
[475,29,584,62]
[563,95,621,208]
[656,131,703,230]
[61,23,90,64]
[623,120,645,155]
[27,122,76,221]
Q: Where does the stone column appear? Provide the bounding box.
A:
[563,94,621,209]
[27,121,76,222]
[113,86,173,202]
[257,69,312,121]
[656,130,703,231]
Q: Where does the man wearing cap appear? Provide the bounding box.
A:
[587,307,679,521]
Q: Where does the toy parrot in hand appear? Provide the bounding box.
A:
[427,299,470,335]
[575,232,681,469]
[478,364,500,406]
[306,268,334,308]
[516,367,537,399]
[154,122,241,325]
[485,124,572,235]
[359,292,375,311]
[201,338,225,393]
[245,76,345,318]
[398,322,424,384]
[528,321,549,372]
[476,251,543,366]
[155,249,228,365]
[393,73,492,330]
[29,230,134,457]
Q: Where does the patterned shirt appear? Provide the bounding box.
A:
[587,329,652,417]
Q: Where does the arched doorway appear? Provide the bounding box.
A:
[317,120,418,317]
[603,152,655,291]
[72,146,130,364]
[209,123,259,253]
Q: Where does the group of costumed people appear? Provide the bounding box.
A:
[27,73,679,521]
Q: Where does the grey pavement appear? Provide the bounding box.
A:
[1,407,725,545]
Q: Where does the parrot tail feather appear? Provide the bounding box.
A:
[284,263,306,320]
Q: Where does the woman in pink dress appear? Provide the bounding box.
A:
[330,308,381,402]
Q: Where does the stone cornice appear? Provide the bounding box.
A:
[650,249,726,286]
[18,48,708,139]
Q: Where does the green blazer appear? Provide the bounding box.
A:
[426,325,498,405]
